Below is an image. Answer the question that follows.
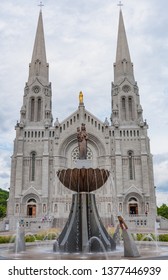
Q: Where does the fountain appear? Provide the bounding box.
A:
[53,124,140,255]
[13,221,26,253]
[53,124,116,253]
[55,168,116,253]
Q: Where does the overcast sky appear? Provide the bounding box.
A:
[0,0,168,206]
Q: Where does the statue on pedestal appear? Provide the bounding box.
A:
[77,123,88,159]
[79,91,84,105]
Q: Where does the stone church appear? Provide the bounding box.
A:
[7,8,157,231]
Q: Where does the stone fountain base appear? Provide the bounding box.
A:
[56,193,116,253]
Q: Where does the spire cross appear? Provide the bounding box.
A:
[38,1,44,10]
[117,1,123,9]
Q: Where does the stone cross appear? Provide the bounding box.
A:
[117,1,123,9]
[38,1,44,10]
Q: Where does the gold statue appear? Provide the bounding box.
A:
[79,91,83,104]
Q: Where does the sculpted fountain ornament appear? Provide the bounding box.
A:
[54,123,116,253]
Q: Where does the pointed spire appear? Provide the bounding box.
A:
[116,10,131,64]
[28,10,49,85]
[114,9,135,85]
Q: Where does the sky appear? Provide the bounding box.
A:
[0,0,168,206]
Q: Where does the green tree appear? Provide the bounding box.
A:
[0,205,6,218]
[0,188,9,218]
[157,204,168,219]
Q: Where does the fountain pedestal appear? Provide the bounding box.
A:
[57,193,116,253]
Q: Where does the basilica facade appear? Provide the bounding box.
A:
[7,9,157,231]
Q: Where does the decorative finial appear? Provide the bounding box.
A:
[38,1,44,10]
[117,1,123,9]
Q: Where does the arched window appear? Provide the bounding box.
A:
[43,204,47,213]
[128,150,134,180]
[15,204,19,214]
[65,203,68,212]
[107,203,111,213]
[37,98,42,121]
[146,202,149,213]
[121,96,126,120]
[30,98,35,121]
[128,97,133,120]
[54,204,58,213]
[119,203,122,212]
[30,152,36,181]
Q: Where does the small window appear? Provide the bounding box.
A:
[128,151,134,180]
[107,203,111,213]
[30,152,36,181]
[128,96,134,120]
[30,98,35,121]
[121,96,126,120]
[37,98,42,121]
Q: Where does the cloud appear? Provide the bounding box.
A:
[0,172,9,179]
[156,191,168,207]
[153,154,168,192]
[154,153,168,165]
[0,149,11,190]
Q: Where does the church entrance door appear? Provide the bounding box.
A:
[129,203,138,215]
[27,198,37,217]
[27,205,36,217]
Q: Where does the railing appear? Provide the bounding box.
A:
[124,215,149,229]
[128,214,148,218]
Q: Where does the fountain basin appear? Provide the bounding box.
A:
[57,168,109,192]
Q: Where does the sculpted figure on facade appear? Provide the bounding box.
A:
[77,123,88,159]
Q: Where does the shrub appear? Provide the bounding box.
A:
[0,235,14,244]
[158,234,168,242]
[132,233,168,242]
[135,233,144,241]
[33,229,60,241]
[25,235,37,242]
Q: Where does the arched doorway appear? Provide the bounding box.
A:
[128,197,138,215]
[27,198,37,217]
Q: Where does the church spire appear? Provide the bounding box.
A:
[114,9,135,85]
[28,10,49,85]
[111,8,144,127]
[22,10,52,127]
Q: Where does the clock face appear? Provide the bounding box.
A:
[32,86,40,93]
